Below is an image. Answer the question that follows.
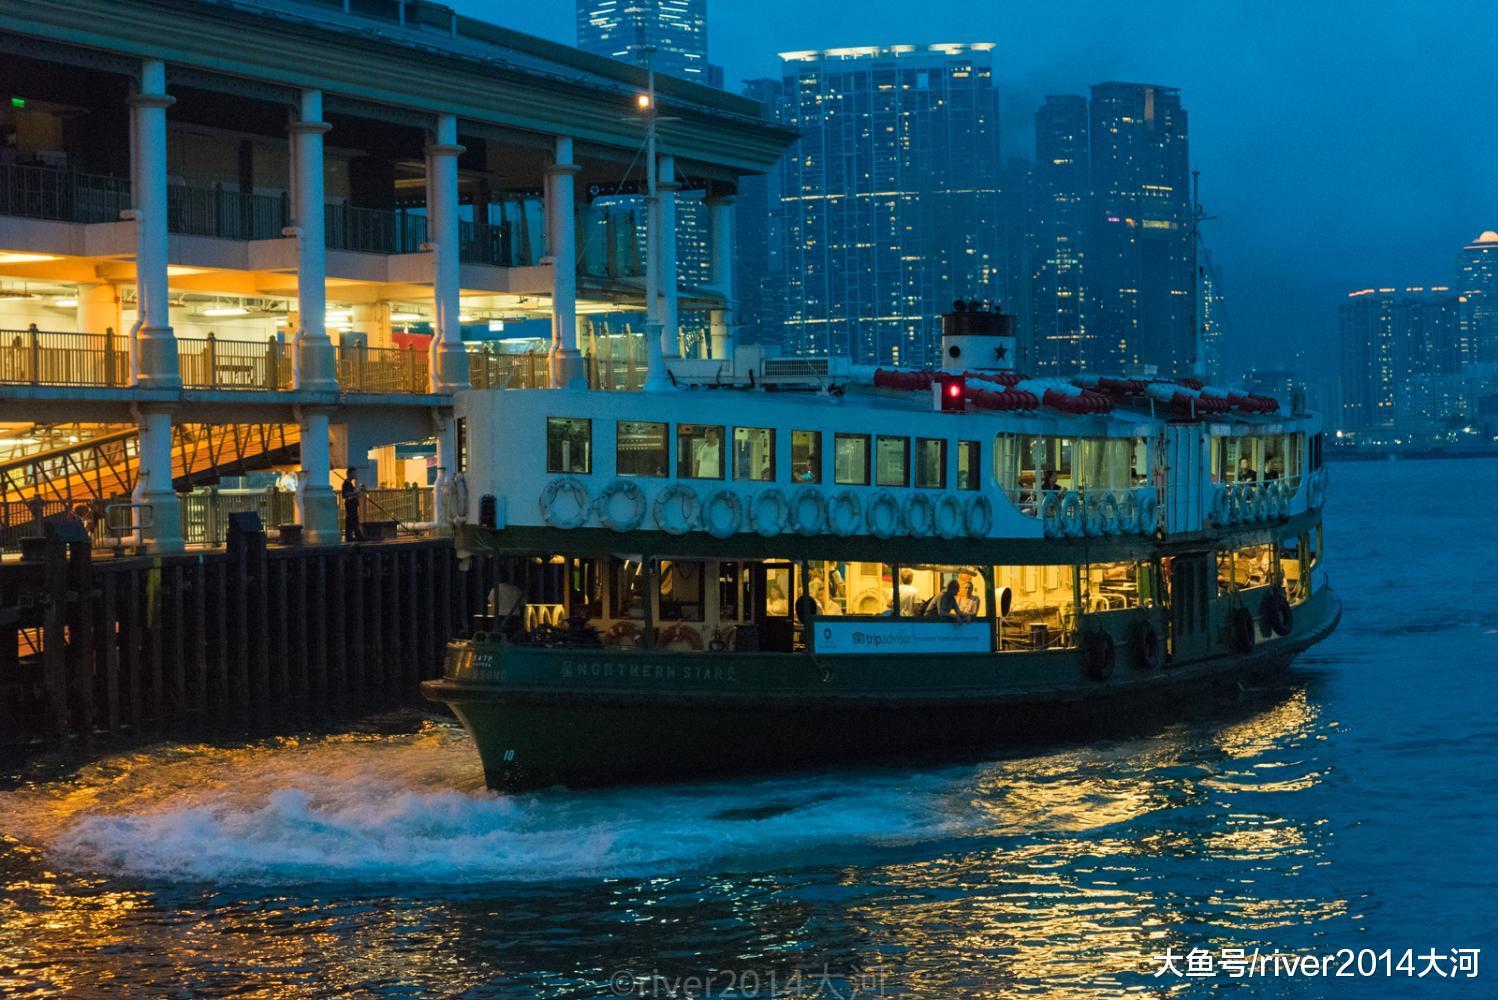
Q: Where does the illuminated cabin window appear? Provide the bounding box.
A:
[733,427,775,481]
[875,435,909,487]
[915,438,946,488]
[678,424,724,479]
[616,421,668,477]
[792,430,822,483]
[546,417,591,474]
[658,560,705,622]
[834,433,870,485]
[957,440,980,490]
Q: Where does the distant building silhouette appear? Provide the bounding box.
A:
[1030,95,1091,373]
[762,45,1003,365]
[1339,286,1459,430]
[1087,82,1194,375]
[576,0,722,88]
[1457,230,1498,366]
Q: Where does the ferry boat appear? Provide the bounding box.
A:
[423,305,1340,791]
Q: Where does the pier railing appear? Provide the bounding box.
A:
[0,327,131,387]
[336,344,431,394]
[178,334,293,391]
[467,344,646,392]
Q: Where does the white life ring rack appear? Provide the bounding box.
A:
[539,476,590,530]
[828,490,862,537]
[1096,491,1121,535]
[747,488,790,537]
[1135,488,1159,535]
[1059,490,1086,537]
[700,488,743,538]
[651,482,700,536]
[789,487,829,536]
[1038,492,1063,538]
[865,490,903,539]
[933,493,964,540]
[964,494,994,538]
[1115,490,1140,534]
[903,493,936,537]
[594,479,647,532]
[1210,483,1230,526]
[1082,493,1105,537]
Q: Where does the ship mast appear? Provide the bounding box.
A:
[640,52,670,391]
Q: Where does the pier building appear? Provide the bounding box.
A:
[0,0,791,553]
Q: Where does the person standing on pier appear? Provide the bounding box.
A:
[342,469,364,542]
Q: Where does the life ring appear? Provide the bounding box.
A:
[934,493,964,540]
[656,622,704,650]
[1133,619,1163,669]
[1097,492,1121,535]
[1059,490,1085,537]
[594,480,646,532]
[788,487,829,536]
[607,620,642,647]
[903,493,936,537]
[865,490,903,539]
[1136,489,1159,535]
[965,494,994,537]
[828,490,861,537]
[1116,490,1140,534]
[1261,589,1293,637]
[539,476,590,529]
[1081,630,1116,681]
[700,489,742,539]
[651,482,700,536]
[444,471,469,524]
[1038,492,1063,538]
[1082,494,1105,537]
[1210,484,1229,526]
[1229,605,1256,653]
[852,587,886,614]
[1253,485,1270,522]
[747,488,790,537]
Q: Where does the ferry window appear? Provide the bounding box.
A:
[993,564,1080,650]
[957,440,981,490]
[792,430,821,483]
[733,427,775,482]
[616,420,669,477]
[719,561,748,622]
[916,438,946,489]
[658,560,705,622]
[1261,436,1287,481]
[678,424,724,479]
[1081,562,1153,611]
[834,433,870,485]
[875,436,909,487]
[610,557,647,618]
[1131,438,1149,485]
[546,417,591,474]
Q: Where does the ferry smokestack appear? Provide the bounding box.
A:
[941,299,1016,373]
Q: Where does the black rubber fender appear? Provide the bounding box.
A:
[1082,630,1116,681]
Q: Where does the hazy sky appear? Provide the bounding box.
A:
[452,1,1498,376]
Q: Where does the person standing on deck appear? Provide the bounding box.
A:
[342,469,364,542]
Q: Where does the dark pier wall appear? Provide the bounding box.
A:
[0,531,502,749]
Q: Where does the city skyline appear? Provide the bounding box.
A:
[450,0,1498,382]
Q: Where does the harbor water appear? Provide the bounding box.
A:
[1,458,1494,997]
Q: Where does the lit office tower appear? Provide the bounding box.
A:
[1087,82,1193,374]
[770,45,1003,364]
[576,0,722,88]
[1457,230,1498,365]
[1339,286,1459,430]
[1030,95,1091,373]
[1200,262,1225,382]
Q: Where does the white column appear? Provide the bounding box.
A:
[426,113,468,392]
[290,89,336,391]
[431,410,458,535]
[707,195,736,361]
[132,405,183,552]
[658,153,680,359]
[545,136,585,388]
[77,282,121,336]
[296,407,338,543]
[129,59,178,389]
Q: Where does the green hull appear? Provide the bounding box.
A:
[424,588,1341,791]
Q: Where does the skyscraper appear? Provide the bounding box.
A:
[1339,286,1459,430]
[767,45,1003,365]
[1457,230,1498,366]
[576,1,721,88]
[1030,95,1091,373]
[1087,82,1193,374]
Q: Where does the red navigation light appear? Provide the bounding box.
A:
[935,374,966,412]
